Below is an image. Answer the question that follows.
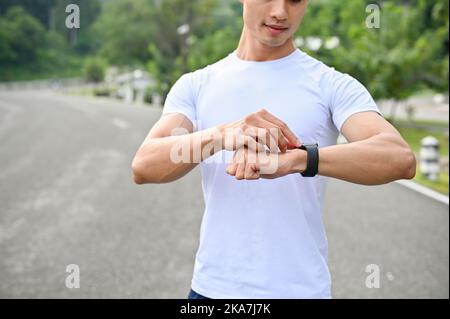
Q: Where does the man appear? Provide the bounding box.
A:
[132,0,416,299]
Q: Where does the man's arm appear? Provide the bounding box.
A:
[132,109,300,184]
[131,113,208,184]
[288,111,416,184]
[227,111,417,185]
[311,111,416,185]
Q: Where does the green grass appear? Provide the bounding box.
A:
[396,126,449,157]
[413,171,449,195]
[390,117,449,130]
[0,57,83,82]
[394,122,449,195]
[0,68,83,82]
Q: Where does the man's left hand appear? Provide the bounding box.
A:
[226,147,307,180]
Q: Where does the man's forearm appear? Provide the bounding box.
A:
[293,133,416,185]
[132,128,220,184]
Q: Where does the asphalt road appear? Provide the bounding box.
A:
[0,90,448,299]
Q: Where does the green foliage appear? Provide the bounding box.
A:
[394,119,449,195]
[0,0,57,28]
[53,0,101,54]
[146,0,217,99]
[187,21,243,71]
[0,0,101,54]
[0,6,47,65]
[396,125,449,157]
[0,0,448,103]
[0,3,93,81]
[414,171,449,195]
[92,0,154,65]
[299,0,449,101]
[83,57,107,83]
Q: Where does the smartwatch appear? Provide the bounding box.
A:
[297,143,319,177]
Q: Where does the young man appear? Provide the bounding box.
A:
[132,0,416,298]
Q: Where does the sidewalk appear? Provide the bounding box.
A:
[377,94,449,124]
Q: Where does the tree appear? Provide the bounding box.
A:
[0,0,57,29]
[297,0,449,101]
[187,22,242,71]
[147,0,222,100]
[53,0,102,53]
[92,0,155,65]
[83,57,107,82]
[0,6,47,66]
[0,5,79,81]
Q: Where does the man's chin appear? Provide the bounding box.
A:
[261,38,289,48]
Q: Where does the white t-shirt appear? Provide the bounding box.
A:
[162,48,382,298]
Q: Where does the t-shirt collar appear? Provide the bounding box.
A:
[229,48,303,66]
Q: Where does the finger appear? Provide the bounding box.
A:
[257,119,288,153]
[234,147,246,164]
[260,110,301,147]
[232,128,263,152]
[232,148,246,180]
[227,149,240,175]
[245,124,279,153]
[224,127,252,151]
[245,147,258,170]
[245,161,260,180]
[235,161,246,180]
[230,128,245,150]
[244,147,260,180]
[243,135,266,153]
[227,163,238,176]
[244,127,271,152]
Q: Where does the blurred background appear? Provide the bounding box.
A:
[0,0,448,298]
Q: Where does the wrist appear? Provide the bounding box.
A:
[191,127,221,163]
[289,148,307,174]
[215,124,226,150]
[201,126,222,150]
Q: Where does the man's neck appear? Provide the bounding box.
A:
[236,27,296,62]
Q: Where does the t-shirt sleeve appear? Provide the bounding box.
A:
[162,72,197,131]
[329,70,383,132]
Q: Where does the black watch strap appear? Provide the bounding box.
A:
[297,143,319,177]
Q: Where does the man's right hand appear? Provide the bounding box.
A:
[217,108,301,153]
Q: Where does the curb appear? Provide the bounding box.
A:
[395,179,449,206]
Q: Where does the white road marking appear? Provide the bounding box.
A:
[112,118,129,129]
[396,179,449,206]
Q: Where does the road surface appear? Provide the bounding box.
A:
[0,90,448,298]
